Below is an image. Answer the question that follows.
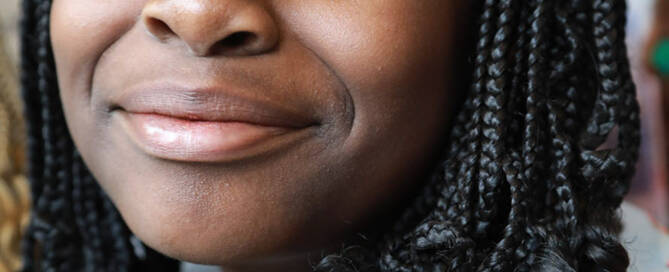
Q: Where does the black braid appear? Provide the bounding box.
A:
[473,0,514,242]
[20,0,639,271]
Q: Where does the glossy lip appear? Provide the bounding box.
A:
[111,83,318,162]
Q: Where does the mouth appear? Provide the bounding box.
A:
[112,84,319,162]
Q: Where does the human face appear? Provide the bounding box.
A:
[51,0,467,270]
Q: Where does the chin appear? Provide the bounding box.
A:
[110,176,326,270]
[124,208,265,266]
[130,216,318,271]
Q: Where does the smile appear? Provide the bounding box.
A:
[112,84,318,162]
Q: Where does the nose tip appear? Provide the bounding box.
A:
[142,1,279,57]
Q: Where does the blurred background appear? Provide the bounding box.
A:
[0,0,19,67]
[625,0,669,226]
[1,1,28,272]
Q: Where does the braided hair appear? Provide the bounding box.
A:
[20,0,639,271]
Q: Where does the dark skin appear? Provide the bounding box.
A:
[50,0,468,271]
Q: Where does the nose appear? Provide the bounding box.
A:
[141,0,279,57]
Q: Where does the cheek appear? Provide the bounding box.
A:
[272,0,461,224]
[51,0,149,169]
[278,0,459,144]
[50,0,146,98]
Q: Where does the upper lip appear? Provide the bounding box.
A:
[111,82,318,128]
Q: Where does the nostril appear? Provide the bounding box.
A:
[145,17,176,41]
[213,31,258,53]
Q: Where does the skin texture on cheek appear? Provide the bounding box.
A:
[276,0,458,147]
[51,0,145,96]
[50,0,466,270]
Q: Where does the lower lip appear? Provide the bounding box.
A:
[118,112,302,162]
